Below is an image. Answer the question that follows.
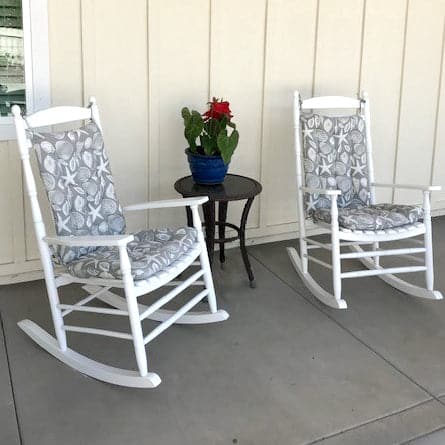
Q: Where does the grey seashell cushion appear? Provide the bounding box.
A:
[65,227,198,281]
[300,113,424,231]
[301,113,370,213]
[312,203,423,231]
[29,121,126,264]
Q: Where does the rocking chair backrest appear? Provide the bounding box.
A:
[12,98,125,265]
[293,92,376,216]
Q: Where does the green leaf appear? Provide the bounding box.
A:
[187,132,197,152]
[181,107,191,125]
[200,134,215,155]
[184,110,204,148]
[217,128,239,164]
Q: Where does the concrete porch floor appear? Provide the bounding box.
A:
[1,218,445,445]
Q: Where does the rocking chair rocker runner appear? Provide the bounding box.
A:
[13,98,228,388]
[288,91,443,309]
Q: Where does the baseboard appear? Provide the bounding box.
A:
[0,269,44,285]
[432,208,445,217]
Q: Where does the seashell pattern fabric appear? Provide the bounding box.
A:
[300,113,424,231]
[64,227,198,280]
[312,203,423,231]
[29,121,126,264]
[300,113,370,213]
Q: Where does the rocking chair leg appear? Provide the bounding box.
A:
[300,236,308,274]
[120,246,148,377]
[127,293,148,377]
[45,276,67,351]
[297,207,308,274]
[330,197,342,303]
[373,242,380,267]
[41,244,67,351]
[423,191,434,291]
[191,206,218,314]
[332,241,342,302]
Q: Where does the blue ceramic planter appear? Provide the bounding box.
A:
[186,148,229,185]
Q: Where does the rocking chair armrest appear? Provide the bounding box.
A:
[124,196,209,211]
[300,186,341,196]
[371,182,441,192]
[43,234,134,247]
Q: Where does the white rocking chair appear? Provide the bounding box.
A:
[12,98,228,388]
[288,91,443,309]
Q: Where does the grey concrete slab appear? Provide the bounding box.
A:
[309,400,445,445]
[0,313,20,445]
[406,426,445,445]
[0,252,431,445]
[249,216,445,397]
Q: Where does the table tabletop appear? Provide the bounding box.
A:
[174,174,262,202]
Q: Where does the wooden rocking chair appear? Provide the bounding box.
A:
[12,98,228,388]
[288,91,443,309]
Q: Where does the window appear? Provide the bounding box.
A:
[0,0,50,140]
[0,0,26,117]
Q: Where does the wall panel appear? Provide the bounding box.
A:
[6,141,25,266]
[210,0,267,228]
[148,0,210,228]
[48,0,83,106]
[394,0,445,204]
[432,16,445,211]
[313,0,364,97]
[0,142,15,264]
[82,0,149,233]
[359,0,407,203]
[262,0,318,227]
[23,156,54,261]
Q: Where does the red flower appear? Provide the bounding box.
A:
[203,98,233,121]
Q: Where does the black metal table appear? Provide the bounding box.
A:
[174,174,262,288]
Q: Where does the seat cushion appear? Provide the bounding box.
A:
[65,227,198,281]
[312,203,423,231]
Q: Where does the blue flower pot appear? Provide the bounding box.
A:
[185,148,229,185]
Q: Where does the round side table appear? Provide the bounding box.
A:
[174,174,262,288]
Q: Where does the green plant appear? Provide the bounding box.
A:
[181,98,239,164]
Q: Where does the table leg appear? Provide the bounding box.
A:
[240,198,255,288]
[185,206,193,227]
[218,201,228,267]
[202,201,216,266]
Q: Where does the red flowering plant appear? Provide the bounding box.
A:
[181,98,239,164]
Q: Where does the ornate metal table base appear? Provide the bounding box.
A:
[176,174,262,288]
[186,198,256,287]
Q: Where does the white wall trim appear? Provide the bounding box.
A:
[0,0,50,140]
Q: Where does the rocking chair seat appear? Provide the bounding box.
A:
[312,203,423,231]
[64,227,198,281]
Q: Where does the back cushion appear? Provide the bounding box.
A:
[29,121,126,264]
[300,113,370,213]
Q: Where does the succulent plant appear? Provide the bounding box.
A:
[181,98,239,164]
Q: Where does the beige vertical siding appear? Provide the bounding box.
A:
[1,0,445,282]
[394,0,445,204]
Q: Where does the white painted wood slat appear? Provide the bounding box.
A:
[394,0,445,205]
